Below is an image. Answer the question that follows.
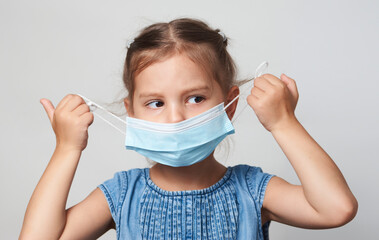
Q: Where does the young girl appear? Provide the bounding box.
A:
[20,18,357,239]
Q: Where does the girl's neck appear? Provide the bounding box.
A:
[149,154,227,191]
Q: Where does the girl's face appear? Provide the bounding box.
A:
[125,53,238,123]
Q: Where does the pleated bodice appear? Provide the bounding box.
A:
[139,168,238,239]
[98,164,274,240]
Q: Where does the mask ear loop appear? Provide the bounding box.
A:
[77,94,127,135]
[223,61,269,123]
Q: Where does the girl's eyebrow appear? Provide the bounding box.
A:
[138,85,211,99]
[181,85,212,94]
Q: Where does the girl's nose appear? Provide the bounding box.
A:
[166,104,186,123]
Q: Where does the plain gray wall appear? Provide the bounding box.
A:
[1,0,378,239]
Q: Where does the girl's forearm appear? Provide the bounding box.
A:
[20,146,82,239]
[271,116,357,218]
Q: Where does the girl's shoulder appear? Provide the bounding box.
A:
[97,168,148,221]
[98,168,147,192]
[231,164,273,180]
[230,164,275,202]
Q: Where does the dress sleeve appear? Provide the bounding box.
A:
[245,166,275,240]
[245,166,274,208]
[97,171,128,226]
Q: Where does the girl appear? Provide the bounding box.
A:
[20,18,357,239]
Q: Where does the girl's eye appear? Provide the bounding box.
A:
[188,96,205,104]
[146,101,164,109]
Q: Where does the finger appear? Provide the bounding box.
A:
[280,73,299,99]
[246,94,259,108]
[73,103,91,116]
[40,98,55,123]
[62,95,86,112]
[280,73,291,86]
[56,94,76,110]
[261,74,284,87]
[250,86,265,99]
[280,73,297,92]
[82,112,94,126]
[254,77,274,92]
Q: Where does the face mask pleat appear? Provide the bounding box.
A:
[125,108,234,151]
[126,102,225,133]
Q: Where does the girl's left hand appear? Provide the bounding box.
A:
[247,73,299,132]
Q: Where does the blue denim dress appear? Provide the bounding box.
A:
[98,164,274,240]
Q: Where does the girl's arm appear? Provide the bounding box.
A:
[19,95,113,239]
[247,74,358,228]
[263,118,357,228]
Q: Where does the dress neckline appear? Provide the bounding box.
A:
[143,166,233,196]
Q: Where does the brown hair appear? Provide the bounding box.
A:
[123,17,241,112]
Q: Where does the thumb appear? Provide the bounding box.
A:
[280,73,299,100]
[40,98,55,123]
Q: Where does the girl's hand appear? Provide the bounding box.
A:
[40,94,94,152]
[247,73,299,132]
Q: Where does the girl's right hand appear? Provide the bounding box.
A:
[40,94,94,152]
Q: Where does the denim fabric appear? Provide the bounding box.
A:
[98,164,274,240]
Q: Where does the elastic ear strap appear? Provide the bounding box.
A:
[77,94,127,134]
[223,82,253,110]
[92,111,126,135]
[223,61,269,123]
[223,61,268,110]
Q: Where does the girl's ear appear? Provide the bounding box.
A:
[225,85,239,120]
[124,98,134,117]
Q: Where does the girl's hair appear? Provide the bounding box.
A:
[123,17,240,112]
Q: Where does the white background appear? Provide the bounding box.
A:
[1,0,378,239]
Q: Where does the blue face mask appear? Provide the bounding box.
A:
[78,61,268,167]
[124,102,235,167]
